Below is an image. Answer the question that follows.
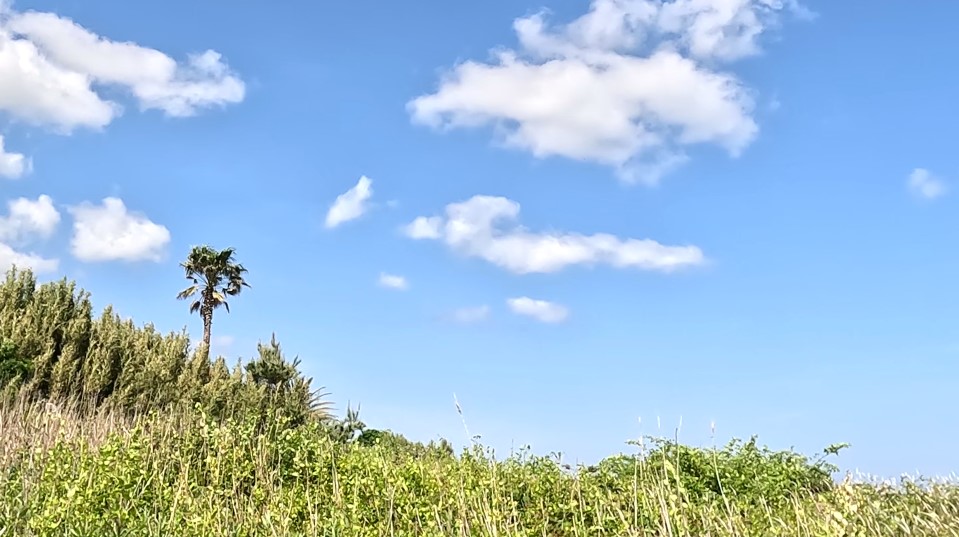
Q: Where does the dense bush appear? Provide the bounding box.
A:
[593,436,844,505]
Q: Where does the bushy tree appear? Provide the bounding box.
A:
[245,333,331,425]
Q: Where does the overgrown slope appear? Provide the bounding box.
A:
[1,267,956,536]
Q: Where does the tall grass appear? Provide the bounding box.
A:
[1,399,957,536]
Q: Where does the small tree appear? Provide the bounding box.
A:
[245,333,331,424]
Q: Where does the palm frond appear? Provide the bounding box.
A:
[177,285,199,300]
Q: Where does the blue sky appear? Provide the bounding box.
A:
[1,0,957,477]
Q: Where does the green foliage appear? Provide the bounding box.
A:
[1,403,956,537]
[603,435,844,505]
[322,404,367,443]
[0,337,30,391]
[357,427,456,459]
[0,267,332,431]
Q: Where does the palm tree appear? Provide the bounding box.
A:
[176,246,250,356]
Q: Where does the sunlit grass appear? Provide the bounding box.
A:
[1,399,957,536]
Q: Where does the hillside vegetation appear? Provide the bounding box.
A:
[0,265,956,536]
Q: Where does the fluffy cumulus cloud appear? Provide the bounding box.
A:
[325,176,373,229]
[68,197,170,262]
[0,194,60,272]
[0,194,60,243]
[409,0,806,184]
[507,296,569,323]
[908,168,947,200]
[377,272,409,290]
[0,3,244,133]
[0,136,28,179]
[404,195,704,274]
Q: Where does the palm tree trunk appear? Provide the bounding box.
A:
[202,309,212,351]
[200,290,213,359]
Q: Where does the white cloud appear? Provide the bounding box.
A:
[68,197,170,262]
[325,176,373,229]
[409,0,805,184]
[0,194,60,243]
[656,0,807,61]
[0,242,57,273]
[378,272,409,290]
[0,5,244,133]
[0,136,29,179]
[908,168,947,200]
[403,216,443,239]
[507,296,569,323]
[449,305,491,323]
[404,195,704,274]
[0,193,59,273]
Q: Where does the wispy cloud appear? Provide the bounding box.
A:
[908,168,947,200]
[507,296,569,323]
[378,272,409,290]
[325,175,373,229]
[405,195,704,274]
[449,305,491,324]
